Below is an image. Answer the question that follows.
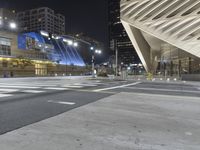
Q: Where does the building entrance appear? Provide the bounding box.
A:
[35,64,47,76]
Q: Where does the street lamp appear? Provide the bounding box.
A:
[73,42,78,47]
[67,40,73,45]
[40,30,49,37]
[9,22,17,29]
[95,49,102,54]
[91,47,102,78]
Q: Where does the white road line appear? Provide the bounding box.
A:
[93,82,141,92]
[0,83,60,87]
[47,100,75,105]
[73,83,97,87]
[0,89,19,92]
[62,85,83,88]
[0,85,40,89]
[0,94,13,98]
[44,87,68,90]
[22,90,45,93]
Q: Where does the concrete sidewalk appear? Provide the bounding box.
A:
[0,92,200,150]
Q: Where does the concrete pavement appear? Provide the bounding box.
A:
[0,92,200,150]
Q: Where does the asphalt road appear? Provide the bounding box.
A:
[0,77,199,135]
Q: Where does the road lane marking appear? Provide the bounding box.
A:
[73,89,117,94]
[22,90,45,93]
[73,83,97,87]
[93,82,141,92]
[62,85,83,88]
[0,85,40,89]
[47,100,75,105]
[0,83,63,87]
[43,87,68,90]
[0,94,13,98]
[0,89,19,92]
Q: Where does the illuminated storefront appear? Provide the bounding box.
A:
[0,30,89,77]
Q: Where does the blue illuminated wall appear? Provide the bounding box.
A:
[18,34,28,50]
[18,32,85,66]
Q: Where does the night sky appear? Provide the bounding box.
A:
[0,0,109,47]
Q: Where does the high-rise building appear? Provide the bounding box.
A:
[108,0,140,65]
[17,7,65,35]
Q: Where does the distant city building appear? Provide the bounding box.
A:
[17,7,65,35]
[108,0,140,65]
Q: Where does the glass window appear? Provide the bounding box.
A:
[0,44,11,56]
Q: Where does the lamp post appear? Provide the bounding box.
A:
[90,47,102,78]
[90,47,95,78]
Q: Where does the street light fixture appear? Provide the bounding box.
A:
[40,31,49,37]
[67,40,73,45]
[90,47,94,50]
[95,49,102,54]
[63,39,73,45]
[73,42,78,47]
[90,47,102,78]
[9,22,17,29]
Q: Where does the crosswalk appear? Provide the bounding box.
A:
[0,81,103,98]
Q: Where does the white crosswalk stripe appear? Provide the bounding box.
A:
[22,90,45,93]
[0,85,40,89]
[0,81,102,98]
[0,94,13,98]
[62,85,83,88]
[0,89,19,93]
[73,83,97,87]
[43,87,68,90]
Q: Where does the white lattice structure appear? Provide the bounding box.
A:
[121,0,200,72]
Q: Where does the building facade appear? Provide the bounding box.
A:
[0,30,89,77]
[121,0,200,80]
[17,7,65,35]
[108,0,139,65]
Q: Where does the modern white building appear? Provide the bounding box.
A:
[17,7,65,35]
[120,0,200,78]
